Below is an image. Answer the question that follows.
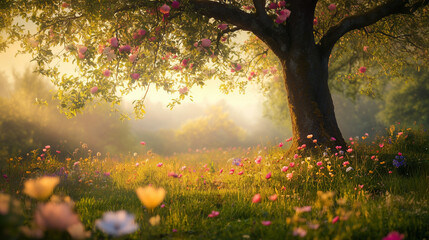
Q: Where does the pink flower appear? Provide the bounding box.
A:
[343,161,350,166]
[179,87,189,94]
[316,161,323,166]
[261,221,271,226]
[131,73,140,80]
[269,194,278,201]
[35,202,80,231]
[289,162,295,167]
[330,137,336,141]
[278,1,286,8]
[313,18,318,25]
[160,4,171,14]
[61,2,70,8]
[265,172,272,179]
[286,172,293,180]
[201,38,211,48]
[332,216,339,224]
[295,206,312,214]
[78,46,87,54]
[255,156,262,164]
[293,227,307,237]
[157,163,163,167]
[140,141,146,145]
[238,171,244,175]
[208,211,219,218]
[286,137,293,142]
[219,168,223,174]
[252,194,261,203]
[129,54,137,63]
[109,37,118,48]
[347,148,353,153]
[383,231,404,240]
[293,154,299,159]
[119,45,131,53]
[379,143,384,148]
[359,66,367,73]
[268,2,277,9]
[181,59,189,66]
[275,9,291,24]
[103,172,110,177]
[168,172,178,178]
[278,142,284,147]
[78,52,85,59]
[103,69,111,77]
[281,166,289,172]
[171,1,180,9]
[218,24,228,30]
[90,86,98,94]
[328,3,337,11]
[363,46,369,52]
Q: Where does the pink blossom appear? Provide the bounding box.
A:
[129,54,137,63]
[171,1,180,9]
[160,4,171,14]
[383,231,404,240]
[218,24,228,30]
[278,1,286,8]
[168,172,179,178]
[157,163,163,167]
[289,162,295,167]
[363,46,369,52]
[275,9,291,24]
[90,86,98,94]
[293,154,299,159]
[278,142,284,147]
[252,194,261,203]
[359,66,367,73]
[103,172,110,177]
[347,148,353,153]
[179,87,189,94]
[261,221,271,226]
[281,166,289,172]
[313,18,318,25]
[219,168,223,174]
[201,38,211,48]
[131,73,140,80]
[238,171,244,175]
[109,37,118,48]
[328,3,337,11]
[140,141,146,145]
[371,155,376,160]
[265,172,272,179]
[379,143,384,148]
[119,45,131,53]
[343,161,350,166]
[78,52,85,59]
[286,172,293,180]
[181,59,189,66]
[103,69,111,77]
[316,161,323,166]
[293,227,307,237]
[286,137,293,142]
[295,206,312,214]
[61,2,70,8]
[330,137,336,141]
[268,2,277,9]
[255,156,262,164]
[332,216,339,224]
[78,46,87,54]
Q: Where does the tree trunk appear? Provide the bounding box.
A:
[280,45,347,153]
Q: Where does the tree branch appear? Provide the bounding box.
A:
[319,0,429,54]
[253,0,272,26]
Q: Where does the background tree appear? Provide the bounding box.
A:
[2,0,428,153]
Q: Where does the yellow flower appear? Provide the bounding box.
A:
[136,185,166,210]
[23,176,60,200]
[149,215,161,226]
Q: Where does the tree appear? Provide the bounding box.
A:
[2,0,428,152]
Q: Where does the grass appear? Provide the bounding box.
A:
[0,127,428,239]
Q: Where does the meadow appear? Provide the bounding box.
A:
[1,125,428,239]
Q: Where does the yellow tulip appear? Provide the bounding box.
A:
[136,185,165,210]
[23,176,60,200]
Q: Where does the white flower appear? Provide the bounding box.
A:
[95,210,138,237]
[346,166,354,172]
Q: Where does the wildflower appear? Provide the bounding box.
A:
[330,137,336,141]
[346,166,353,172]
[359,66,367,73]
[140,141,146,145]
[286,137,293,142]
[383,231,404,240]
[328,3,337,11]
[363,46,369,52]
[67,222,91,239]
[255,156,262,164]
[286,172,293,180]
[136,185,166,210]
[208,211,220,218]
[261,221,271,226]
[90,86,98,94]
[252,194,261,203]
[393,155,406,168]
[275,9,291,24]
[281,166,289,172]
[201,38,211,48]
[347,148,353,153]
[219,168,223,174]
[149,215,161,226]
[307,134,313,139]
[61,2,70,8]
[268,2,277,9]
[278,142,284,147]
[269,194,278,201]
[265,172,272,179]
[103,172,110,177]
[171,1,180,9]
[332,216,339,224]
[293,227,307,237]
[157,163,163,167]
[342,161,350,167]
[238,171,244,175]
[278,1,286,7]
[119,45,131,53]
[295,206,312,214]
[35,202,80,231]
[159,4,171,14]
[294,154,299,159]
[24,176,60,200]
[95,210,138,237]
[316,161,323,166]
[289,162,295,167]
[313,18,318,25]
